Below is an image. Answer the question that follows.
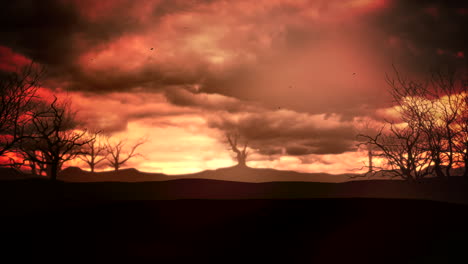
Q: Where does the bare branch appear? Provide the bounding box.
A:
[359,65,467,181]
[18,96,93,180]
[0,62,45,157]
[106,137,146,171]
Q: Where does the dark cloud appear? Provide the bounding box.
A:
[0,0,209,92]
[77,113,129,134]
[257,147,283,156]
[195,0,467,118]
[367,0,467,72]
[0,0,83,65]
[207,110,356,155]
[64,64,204,93]
[3,0,465,109]
[286,146,310,156]
[163,87,260,113]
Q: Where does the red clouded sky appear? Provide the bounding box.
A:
[1,0,466,174]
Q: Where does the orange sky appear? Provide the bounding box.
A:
[0,0,466,174]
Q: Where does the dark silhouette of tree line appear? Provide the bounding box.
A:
[358,65,467,182]
[0,63,145,180]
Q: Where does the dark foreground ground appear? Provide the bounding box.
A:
[1,179,468,263]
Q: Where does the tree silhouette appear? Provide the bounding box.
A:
[78,132,108,172]
[426,68,466,177]
[14,140,47,176]
[358,65,467,181]
[0,62,44,158]
[452,81,468,178]
[106,138,145,171]
[20,97,93,180]
[226,131,249,167]
[387,66,466,178]
[358,124,431,181]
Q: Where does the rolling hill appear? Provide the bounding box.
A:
[57,165,357,183]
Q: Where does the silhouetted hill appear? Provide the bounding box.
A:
[183,165,356,182]
[0,167,40,180]
[59,166,169,182]
[58,165,355,183]
[60,166,86,176]
[1,177,468,211]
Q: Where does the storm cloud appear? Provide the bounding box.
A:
[207,109,357,156]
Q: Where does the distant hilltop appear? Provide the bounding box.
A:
[56,165,355,183]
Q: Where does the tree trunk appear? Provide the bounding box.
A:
[368,149,373,173]
[114,163,119,171]
[90,164,95,173]
[446,127,453,178]
[434,159,445,178]
[50,163,57,181]
[237,154,247,167]
[402,169,413,182]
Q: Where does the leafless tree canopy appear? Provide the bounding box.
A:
[358,124,431,181]
[18,97,94,180]
[78,132,108,172]
[106,138,146,171]
[0,62,44,157]
[358,65,467,181]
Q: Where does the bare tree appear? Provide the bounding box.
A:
[358,124,431,181]
[358,65,467,181]
[20,97,93,180]
[452,81,468,178]
[0,62,44,158]
[13,141,47,176]
[425,68,465,177]
[226,131,249,167]
[106,138,145,171]
[387,66,466,178]
[78,132,108,172]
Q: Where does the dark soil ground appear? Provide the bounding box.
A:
[1,179,468,263]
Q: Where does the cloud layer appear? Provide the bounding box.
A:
[1,0,466,173]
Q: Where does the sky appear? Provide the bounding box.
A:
[0,0,466,174]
